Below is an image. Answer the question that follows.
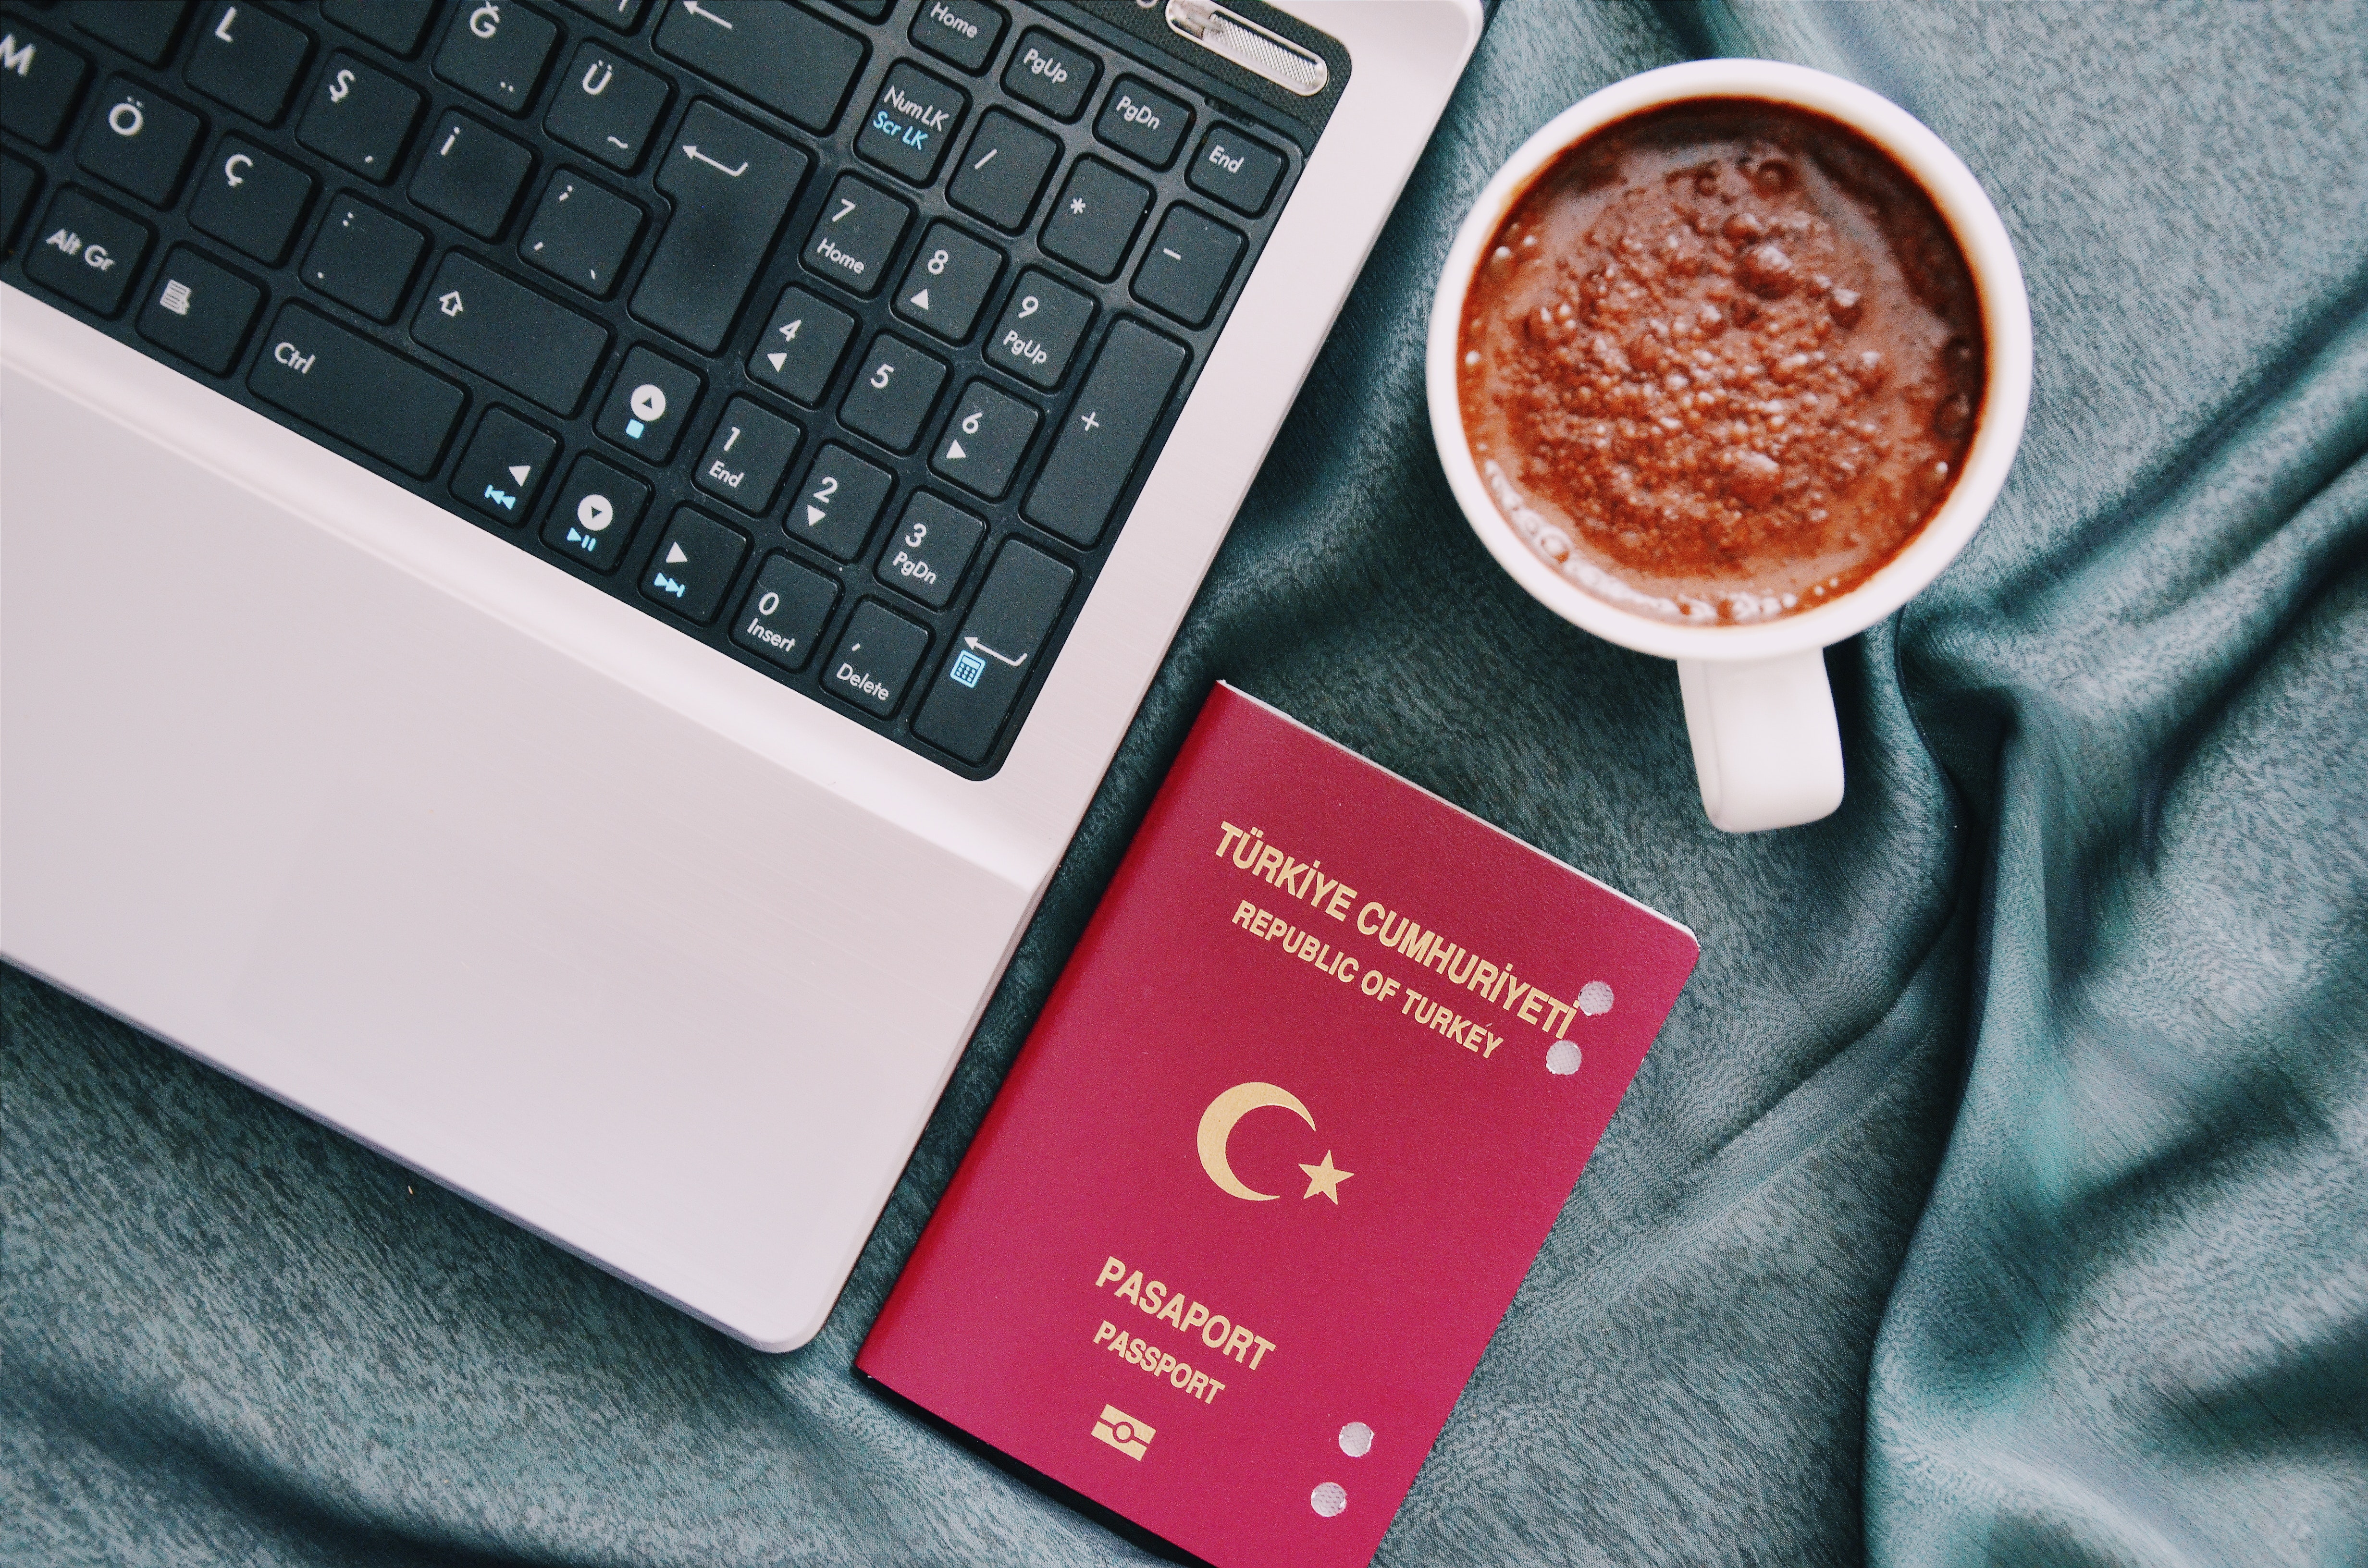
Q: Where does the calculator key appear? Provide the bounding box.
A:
[641,506,749,623]
[298,53,421,182]
[840,333,949,453]
[731,554,839,672]
[542,453,649,571]
[546,41,669,171]
[71,1,188,65]
[634,100,811,353]
[75,78,202,207]
[1002,28,1095,121]
[802,172,909,298]
[412,251,610,415]
[321,0,437,57]
[1096,76,1190,169]
[653,0,865,135]
[249,302,464,476]
[911,0,1004,73]
[408,111,534,238]
[23,187,150,315]
[930,380,1037,500]
[893,221,1002,342]
[450,405,558,523]
[0,24,88,147]
[1023,318,1187,547]
[558,0,651,30]
[1039,158,1148,280]
[0,154,40,256]
[1187,125,1284,216]
[136,245,261,374]
[947,110,1058,233]
[823,599,927,716]
[187,3,313,124]
[190,137,313,263]
[520,170,642,296]
[791,442,893,560]
[303,193,425,320]
[1132,204,1244,328]
[434,0,557,115]
[877,491,984,609]
[914,538,1073,762]
[595,345,702,459]
[856,61,966,186]
[693,396,802,513]
[748,285,855,405]
[983,268,1092,389]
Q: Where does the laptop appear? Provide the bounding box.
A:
[0,0,1483,1349]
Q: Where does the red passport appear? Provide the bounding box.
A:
[858,685,1698,1568]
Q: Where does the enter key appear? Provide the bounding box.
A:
[914,539,1074,763]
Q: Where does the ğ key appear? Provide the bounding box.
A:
[631,99,810,353]
[249,302,465,476]
[412,251,610,415]
[433,0,558,116]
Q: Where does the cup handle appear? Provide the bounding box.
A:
[1676,650,1845,833]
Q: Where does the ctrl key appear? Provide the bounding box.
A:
[823,600,929,718]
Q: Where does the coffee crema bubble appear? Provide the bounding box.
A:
[1457,99,1986,625]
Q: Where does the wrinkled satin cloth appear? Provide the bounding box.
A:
[7,3,2363,1564]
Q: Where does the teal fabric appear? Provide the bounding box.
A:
[7,2,2365,1564]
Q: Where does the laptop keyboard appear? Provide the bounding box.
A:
[0,0,1343,776]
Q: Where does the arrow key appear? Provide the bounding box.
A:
[891,221,1004,343]
[915,538,1075,763]
[450,406,559,525]
[791,442,894,561]
[929,379,1039,501]
[748,285,855,405]
[641,505,749,624]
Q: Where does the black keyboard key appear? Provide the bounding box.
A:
[322,0,436,57]
[0,154,39,256]
[1023,318,1185,546]
[856,61,965,186]
[947,109,1057,233]
[893,221,1001,341]
[408,111,534,238]
[825,0,894,20]
[1096,76,1189,169]
[652,0,864,135]
[633,99,809,353]
[543,453,649,570]
[1002,28,1095,121]
[558,0,651,31]
[1133,204,1243,327]
[135,245,260,372]
[546,41,669,171]
[0,24,88,147]
[23,186,150,314]
[299,53,421,182]
[520,170,642,296]
[186,3,312,123]
[802,171,908,298]
[911,0,1003,74]
[748,285,853,404]
[75,79,202,207]
[731,554,838,672]
[71,0,188,65]
[929,379,1036,499]
[189,137,311,262]
[792,442,892,560]
[984,268,1092,388]
[1039,158,1147,279]
[693,395,801,512]
[823,599,926,715]
[840,332,947,452]
[1188,125,1284,216]
[302,193,425,319]
[412,251,609,414]
[641,506,748,622]
[249,301,464,475]
[595,343,700,458]
[450,405,558,523]
[877,490,983,608]
[434,0,558,116]
[914,537,1073,761]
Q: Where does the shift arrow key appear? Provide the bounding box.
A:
[411,253,610,415]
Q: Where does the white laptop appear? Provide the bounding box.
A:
[0,0,1482,1348]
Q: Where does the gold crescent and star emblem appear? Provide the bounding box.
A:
[1196,1082,1354,1205]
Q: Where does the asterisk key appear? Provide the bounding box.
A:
[1070,198,1086,214]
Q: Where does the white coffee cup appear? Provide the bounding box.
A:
[1427,60,2031,832]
